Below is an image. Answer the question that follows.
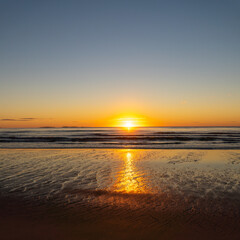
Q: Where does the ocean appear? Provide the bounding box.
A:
[0,127,240,149]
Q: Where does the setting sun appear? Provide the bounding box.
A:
[123,120,134,130]
[111,115,148,129]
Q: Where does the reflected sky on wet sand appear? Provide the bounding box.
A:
[1,149,240,203]
[1,149,240,239]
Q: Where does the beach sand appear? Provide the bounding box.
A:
[0,149,240,239]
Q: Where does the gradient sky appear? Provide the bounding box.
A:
[1,0,240,127]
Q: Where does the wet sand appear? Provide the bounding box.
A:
[1,193,240,240]
[0,149,240,239]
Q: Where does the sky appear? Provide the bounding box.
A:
[0,0,240,127]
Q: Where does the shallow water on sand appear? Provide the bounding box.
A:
[1,149,240,199]
[1,149,240,239]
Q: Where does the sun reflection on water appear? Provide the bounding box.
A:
[113,150,146,193]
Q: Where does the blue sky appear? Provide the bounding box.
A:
[0,0,240,127]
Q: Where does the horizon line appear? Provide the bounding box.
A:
[0,126,240,129]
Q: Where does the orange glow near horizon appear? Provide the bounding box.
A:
[0,111,240,128]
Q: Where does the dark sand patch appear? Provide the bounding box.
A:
[1,191,240,240]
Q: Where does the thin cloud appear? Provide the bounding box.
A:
[0,119,17,121]
[19,118,37,120]
[0,118,37,122]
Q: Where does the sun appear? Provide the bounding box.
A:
[111,114,148,129]
[123,120,135,130]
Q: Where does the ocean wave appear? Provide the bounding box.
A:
[0,127,240,149]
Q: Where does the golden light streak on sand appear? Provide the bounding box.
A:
[113,150,147,193]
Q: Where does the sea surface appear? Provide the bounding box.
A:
[0,127,240,149]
